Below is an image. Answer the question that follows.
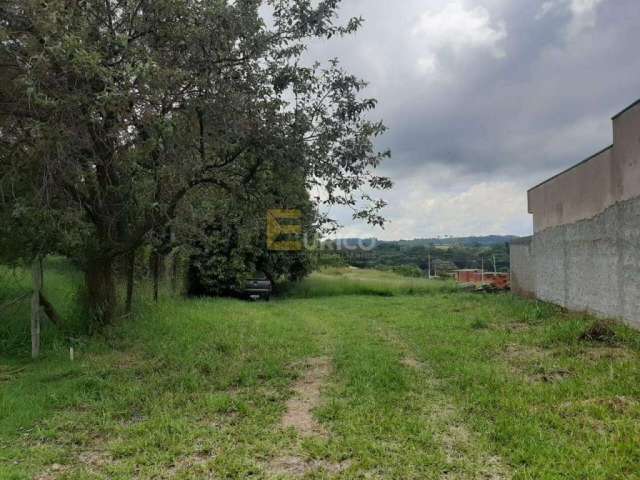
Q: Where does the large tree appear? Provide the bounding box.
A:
[0,0,391,324]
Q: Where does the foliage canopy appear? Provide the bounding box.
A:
[0,0,391,323]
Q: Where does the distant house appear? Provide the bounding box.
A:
[511,98,640,329]
[453,269,510,289]
[453,269,481,283]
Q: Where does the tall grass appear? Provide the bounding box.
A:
[283,267,458,298]
[0,258,87,357]
[1,263,457,357]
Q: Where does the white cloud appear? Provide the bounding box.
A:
[536,1,557,20]
[334,165,532,240]
[412,1,507,72]
[536,0,606,37]
[389,180,528,239]
[568,0,605,35]
[570,0,605,16]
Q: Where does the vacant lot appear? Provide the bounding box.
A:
[1,266,640,479]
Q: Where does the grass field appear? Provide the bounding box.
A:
[1,265,640,479]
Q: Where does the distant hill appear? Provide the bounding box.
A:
[332,235,518,248]
[389,235,518,247]
[323,235,517,272]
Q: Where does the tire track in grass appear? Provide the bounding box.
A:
[379,326,511,480]
[268,356,351,478]
[313,314,445,479]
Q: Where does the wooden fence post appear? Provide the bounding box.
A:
[31,257,43,359]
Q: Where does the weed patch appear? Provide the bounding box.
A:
[470,318,489,330]
[579,319,618,344]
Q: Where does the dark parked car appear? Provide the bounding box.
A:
[241,273,272,300]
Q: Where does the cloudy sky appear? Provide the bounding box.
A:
[303,0,640,240]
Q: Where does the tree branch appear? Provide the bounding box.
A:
[39,292,62,327]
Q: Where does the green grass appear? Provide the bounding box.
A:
[283,267,457,298]
[1,265,639,479]
[0,258,86,356]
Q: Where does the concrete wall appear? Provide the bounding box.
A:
[613,100,640,203]
[510,237,535,297]
[512,98,640,328]
[528,147,614,232]
[511,195,640,328]
[528,100,640,233]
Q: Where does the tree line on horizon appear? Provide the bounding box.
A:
[321,237,512,276]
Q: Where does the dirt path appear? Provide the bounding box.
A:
[280,356,331,437]
[269,356,351,477]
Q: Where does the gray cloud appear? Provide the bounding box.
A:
[301,0,640,239]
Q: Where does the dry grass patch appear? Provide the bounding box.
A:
[160,451,215,479]
[32,436,116,479]
[268,455,351,477]
[77,449,113,470]
[501,344,572,382]
[503,322,531,333]
[560,396,639,414]
[581,346,636,362]
[34,463,69,480]
[400,356,423,369]
[434,410,510,480]
[502,344,550,364]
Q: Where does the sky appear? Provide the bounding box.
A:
[301,0,640,240]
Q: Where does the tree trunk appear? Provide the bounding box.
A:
[85,256,117,327]
[125,249,136,314]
